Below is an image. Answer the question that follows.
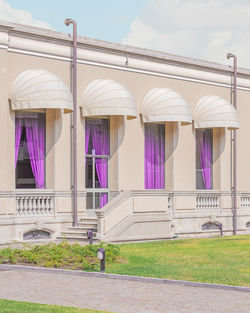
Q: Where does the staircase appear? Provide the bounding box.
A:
[57,217,99,244]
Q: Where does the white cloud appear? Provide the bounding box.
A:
[122,0,250,68]
[0,0,51,29]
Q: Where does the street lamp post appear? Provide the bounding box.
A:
[65,18,78,227]
[227,53,237,235]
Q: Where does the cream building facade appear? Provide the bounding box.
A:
[0,20,250,244]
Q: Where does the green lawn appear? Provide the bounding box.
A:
[106,235,250,286]
[1,236,249,287]
[0,299,113,313]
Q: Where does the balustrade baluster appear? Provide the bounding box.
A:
[45,197,48,214]
[23,197,28,215]
[27,197,32,215]
[41,197,45,215]
[16,197,20,215]
[37,197,41,214]
[50,196,54,213]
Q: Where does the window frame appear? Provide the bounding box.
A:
[15,112,46,190]
[195,128,213,190]
[85,117,110,210]
[144,122,165,190]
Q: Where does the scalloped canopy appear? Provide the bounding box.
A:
[141,88,192,125]
[194,96,239,130]
[80,79,137,119]
[10,69,73,113]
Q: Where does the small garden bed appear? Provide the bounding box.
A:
[0,241,122,271]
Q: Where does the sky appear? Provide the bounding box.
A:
[1,0,250,69]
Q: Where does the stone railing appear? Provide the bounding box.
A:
[16,190,55,216]
[196,193,220,211]
[240,193,250,209]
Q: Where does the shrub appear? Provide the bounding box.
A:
[0,241,121,271]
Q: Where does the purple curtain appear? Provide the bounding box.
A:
[25,117,45,189]
[197,131,212,189]
[145,124,165,189]
[15,118,22,167]
[85,119,109,208]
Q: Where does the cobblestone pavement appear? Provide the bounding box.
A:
[0,269,249,313]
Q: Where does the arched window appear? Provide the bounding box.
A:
[202,222,219,230]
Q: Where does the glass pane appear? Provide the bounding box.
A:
[95,192,108,209]
[86,193,93,210]
[196,129,213,189]
[94,158,108,188]
[85,157,93,188]
[85,118,110,155]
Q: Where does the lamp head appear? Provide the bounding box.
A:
[64,18,73,26]
[97,248,105,260]
[227,53,234,59]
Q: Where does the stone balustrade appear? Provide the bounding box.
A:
[240,193,250,209]
[196,193,220,211]
[16,191,54,216]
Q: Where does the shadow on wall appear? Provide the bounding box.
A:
[47,108,63,153]
[44,109,63,156]
[214,127,226,163]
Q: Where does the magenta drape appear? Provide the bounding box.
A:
[85,120,109,208]
[25,118,45,189]
[145,124,165,189]
[15,118,22,167]
[197,131,212,189]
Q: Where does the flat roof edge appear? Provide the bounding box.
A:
[0,20,249,77]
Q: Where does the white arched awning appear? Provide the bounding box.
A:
[80,79,137,119]
[10,69,73,113]
[193,96,239,130]
[141,88,192,125]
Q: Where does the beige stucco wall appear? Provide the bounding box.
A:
[75,64,239,199]
[1,51,250,210]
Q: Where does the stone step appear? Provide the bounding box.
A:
[81,217,97,221]
[68,226,97,232]
[58,217,99,243]
[61,230,97,237]
[77,222,98,228]
[57,236,99,243]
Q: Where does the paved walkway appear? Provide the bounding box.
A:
[0,269,249,313]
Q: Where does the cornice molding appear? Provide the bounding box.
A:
[1,21,250,90]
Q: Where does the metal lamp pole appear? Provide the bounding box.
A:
[227,53,237,235]
[65,18,78,227]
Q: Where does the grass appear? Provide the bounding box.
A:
[0,236,249,286]
[0,299,113,313]
[106,235,250,286]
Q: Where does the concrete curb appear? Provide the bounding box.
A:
[0,264,249,293]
